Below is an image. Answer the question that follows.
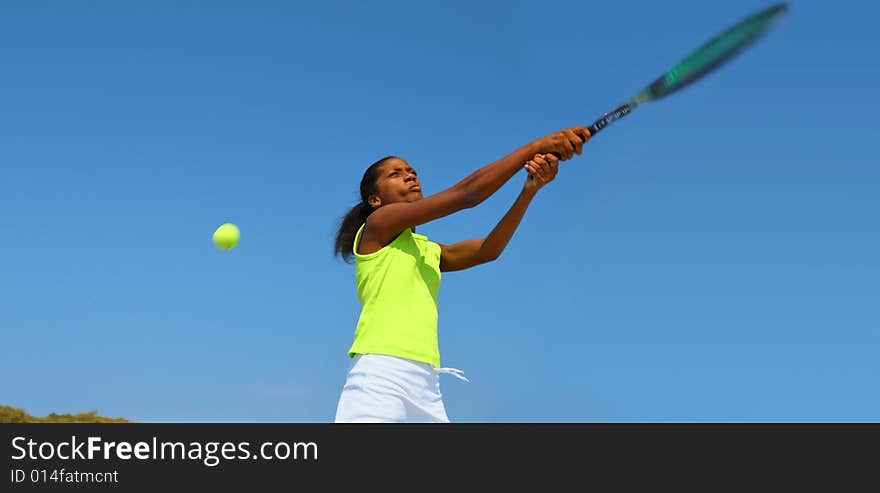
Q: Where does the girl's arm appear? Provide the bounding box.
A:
[366,128,589,247]
[439,153,560,272]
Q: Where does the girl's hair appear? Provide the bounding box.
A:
[334,156,398,263]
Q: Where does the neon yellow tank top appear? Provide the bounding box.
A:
[347,222,442,367]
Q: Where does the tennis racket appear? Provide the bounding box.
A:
[557,3,788,154]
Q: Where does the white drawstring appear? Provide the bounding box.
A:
[436,367,469,382]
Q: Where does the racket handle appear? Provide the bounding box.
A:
[547,103,633,159]
[590,103,634,136]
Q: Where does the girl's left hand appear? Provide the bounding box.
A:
[523,153,559,193]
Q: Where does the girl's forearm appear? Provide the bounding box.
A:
[456,142,539,207]
[479,188,537,261]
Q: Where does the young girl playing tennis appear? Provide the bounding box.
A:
[333,126,591,422]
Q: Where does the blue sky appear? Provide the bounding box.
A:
[2,0,878,422]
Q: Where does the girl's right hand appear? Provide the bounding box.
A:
[533,126,591,161]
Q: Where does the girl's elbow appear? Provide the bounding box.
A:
[459,186,484,209]
[483,251,501,263]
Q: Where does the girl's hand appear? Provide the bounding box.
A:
[523,153,559,193]
[532,126,591,161]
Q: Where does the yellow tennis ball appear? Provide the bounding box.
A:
[213,223,240,251]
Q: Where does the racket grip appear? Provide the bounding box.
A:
[546,103,632,159]
[589,103,634,138]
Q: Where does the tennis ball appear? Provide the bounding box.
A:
[213,223,240,251]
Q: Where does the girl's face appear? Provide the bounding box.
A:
[368,158,422,209]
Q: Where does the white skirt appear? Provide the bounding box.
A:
[334,354,468,423]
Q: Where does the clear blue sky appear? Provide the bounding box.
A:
[2,1,878,422]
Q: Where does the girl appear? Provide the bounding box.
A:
[333,126,591,422]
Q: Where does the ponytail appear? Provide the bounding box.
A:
[333,156,398,263]
[334,201,373,263]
